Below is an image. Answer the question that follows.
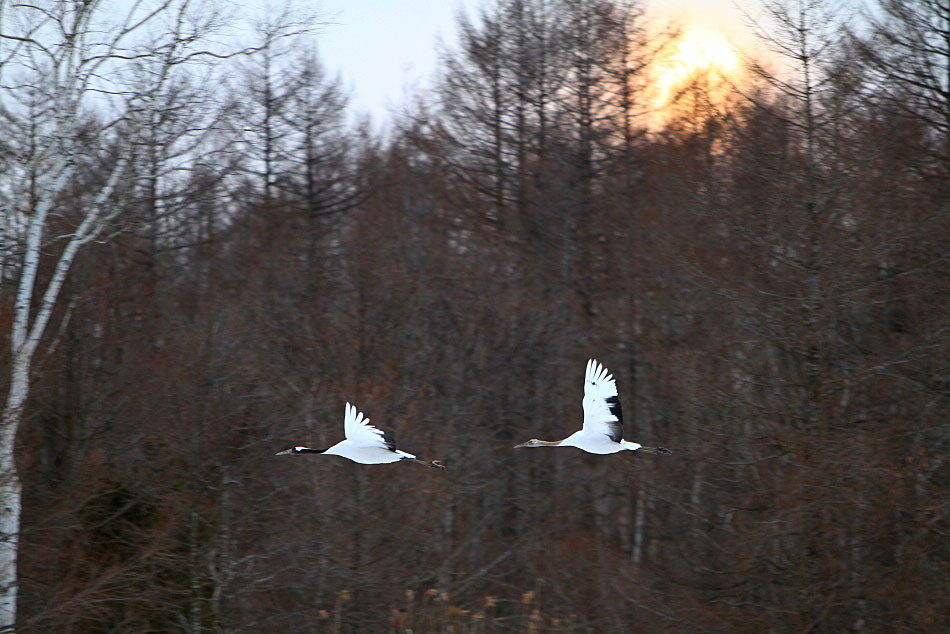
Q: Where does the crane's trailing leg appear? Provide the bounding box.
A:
[637,446,672,455]
[406,458,446,470]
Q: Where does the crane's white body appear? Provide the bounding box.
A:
[324,442,416,465]
[515,359,667,456]
[558,430,641,455]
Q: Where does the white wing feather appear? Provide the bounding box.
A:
[343,402,393,450]
[581,359,624,442]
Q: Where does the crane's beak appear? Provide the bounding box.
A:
[513,441,532,448]
[275,448,294,455]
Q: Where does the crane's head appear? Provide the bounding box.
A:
[514,439,542,448]
[275,446,306,455]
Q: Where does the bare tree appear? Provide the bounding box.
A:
[278,52,363,242]
[0,1,310,627]
[432,4,519,225]
[849,0,950,180]
[228,19,299,205]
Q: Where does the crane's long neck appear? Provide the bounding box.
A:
[536,439,564,447]
[276,446,327,456]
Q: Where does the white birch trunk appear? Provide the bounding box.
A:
[0,373,25,625]
[0,145,75,624]
[0,3,310,627]
[0,151,127,626]
[0,206,7,289]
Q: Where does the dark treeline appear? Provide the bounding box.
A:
[3,0,949,632]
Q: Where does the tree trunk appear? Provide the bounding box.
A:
[0,361,26,625]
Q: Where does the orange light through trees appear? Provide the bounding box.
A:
[645,21,744,126]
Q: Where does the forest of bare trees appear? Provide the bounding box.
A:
[1,0,948,632]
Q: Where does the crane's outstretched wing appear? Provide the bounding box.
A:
[343,402,396,450]
[581,359,623,443]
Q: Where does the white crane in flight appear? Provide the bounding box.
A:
[515,359,672,456]
[276,402,445,469]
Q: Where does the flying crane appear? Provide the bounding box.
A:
[515,359,672,456]
[276,402,445,469]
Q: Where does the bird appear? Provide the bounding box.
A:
[514,359,672,456]
[276,402,445,469]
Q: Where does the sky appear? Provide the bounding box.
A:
[312,0,479,123]
[309,0,761,126]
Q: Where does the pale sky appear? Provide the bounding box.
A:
[311,0,761,125]
[313,0,479,123]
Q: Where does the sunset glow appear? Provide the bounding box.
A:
[647,22,744,121]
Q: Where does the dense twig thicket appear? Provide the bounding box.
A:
[2,0,948,632]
